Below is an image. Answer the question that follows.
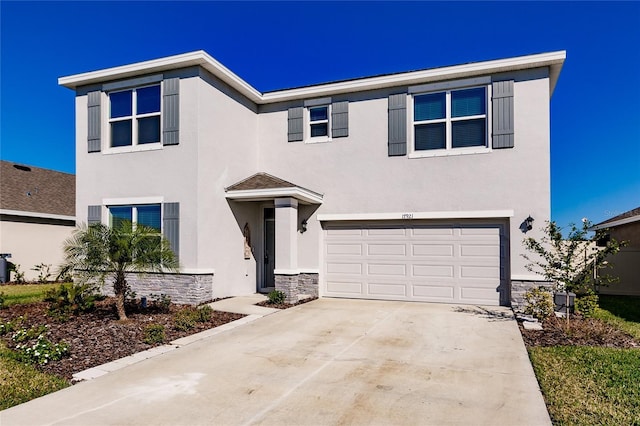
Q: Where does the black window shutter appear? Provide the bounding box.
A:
[492,80,514,149]
[87,91,101,153]
[163,202,180,260]
[288,107,304,142]
[331,101,349,138]
[388,93,407,156]
[87,205,101,225]
[163,78,180,146]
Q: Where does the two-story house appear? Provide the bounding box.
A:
[59,50,565,306]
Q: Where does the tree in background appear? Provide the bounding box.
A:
[522,220,624,318]
[59,222,179,320]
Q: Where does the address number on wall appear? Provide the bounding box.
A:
[401,213,414,219]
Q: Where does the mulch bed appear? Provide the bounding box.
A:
[519,315,640,348]
[255,296,317,310]
[0,298,244,381]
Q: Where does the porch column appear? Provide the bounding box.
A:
[274,197,298,272]
[274,197,298,302]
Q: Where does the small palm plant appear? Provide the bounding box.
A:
[59,221,179,320]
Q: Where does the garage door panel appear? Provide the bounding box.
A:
[327,262,362,275]
[411,227,455,236]
[460,286,499,303]
[367,263,407,276]
[412,264,455,278]
[460,265,500,279]
[368,244,406,256]
[327,243,362,255]
[412,244,454,257]
[326,281,363,294]
[324,222,503,306]
[460,244,500,257]
[326,228,362,236]
[369,282,407,297]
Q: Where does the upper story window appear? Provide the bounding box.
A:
[109,85,161,148]
[309,105,329,138]
[412,86,487,153]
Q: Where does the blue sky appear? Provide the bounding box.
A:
[1,1,639,228]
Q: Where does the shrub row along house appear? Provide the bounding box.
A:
[59,50,566,305]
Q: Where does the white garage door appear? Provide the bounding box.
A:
[323,222,505,306]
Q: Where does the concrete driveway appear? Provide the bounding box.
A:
[1,299,550,425]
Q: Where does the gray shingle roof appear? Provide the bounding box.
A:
[0,161,75,217]
[594,206,640,227]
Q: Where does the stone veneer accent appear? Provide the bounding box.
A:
[511,280,553,312]
[275,273,319,303]
[101,273,213,305]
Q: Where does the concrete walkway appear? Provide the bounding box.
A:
[1,299,550,425]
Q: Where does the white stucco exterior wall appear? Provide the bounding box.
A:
[257,69,551,279]
[0,220,74,281]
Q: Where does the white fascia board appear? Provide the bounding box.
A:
[59,51,264,104]
[262,51,567,103]
[317,210,514,222]
[591,214,640,231]
[59,50,565,104]
[225,187,323,205]
[0,209,76,222]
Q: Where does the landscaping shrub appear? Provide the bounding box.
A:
[0,292,5,310]
[10,325,69,365]
[44,283,98,321]
[523,286,554,321]
[143,324,165,344]
[150,293,172,313]
[267,290,286,304]
[31,263,52,283]
[197,305,213,322]
[575,291,599,318]
[174,308,198,331]
[0,317,24,336]
[8,263,25,284]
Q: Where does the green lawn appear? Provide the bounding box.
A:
[529,295,640,425]
[593,295,640,340]
[530,346,640,425]
[1,283,70,410]
[0,283,60,306]
[0,343,69,410]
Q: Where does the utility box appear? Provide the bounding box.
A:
[554,291,575,313]
[0,254,12,283]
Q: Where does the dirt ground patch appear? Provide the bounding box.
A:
[0,298,244,381]
[519,315,640,348]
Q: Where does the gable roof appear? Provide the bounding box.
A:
[0,161,75,218]
[591,206,640,230]
[225,173,296,191]
[59,50,566,104]
[225,173,323,205]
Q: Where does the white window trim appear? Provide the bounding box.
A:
[104,84,162,154]
[306,104,331,143]
[408,85,492,159]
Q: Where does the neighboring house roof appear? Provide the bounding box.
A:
[591,206,640,230]
[0,161,75,219]
[225,173,323,205]
[59,50,566,104]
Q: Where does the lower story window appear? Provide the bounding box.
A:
[109,204,161,230]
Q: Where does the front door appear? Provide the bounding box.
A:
[262,208,275,291]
